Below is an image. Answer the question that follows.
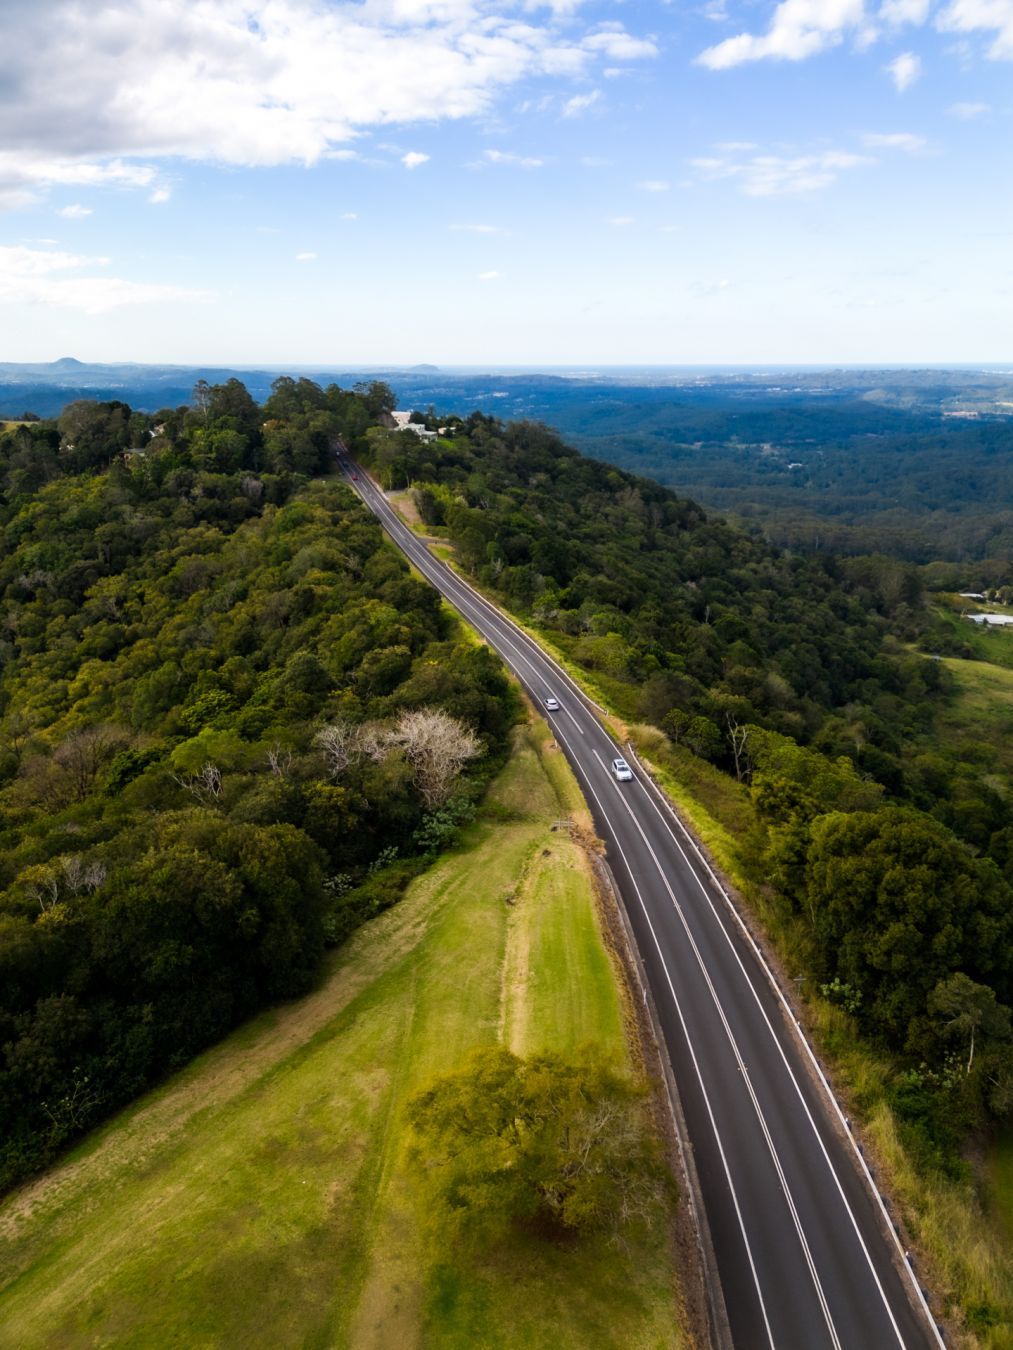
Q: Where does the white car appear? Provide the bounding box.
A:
[611,757,633,782]
[544,696,560,712]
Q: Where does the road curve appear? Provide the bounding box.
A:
[339,456,942,1350]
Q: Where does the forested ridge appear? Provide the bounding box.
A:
[3,378,1011,1198]
[364,413,1013,1161]
[0,379,516,1190]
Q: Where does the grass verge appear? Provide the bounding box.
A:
[0,721,683,1350]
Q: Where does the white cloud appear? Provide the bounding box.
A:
[879,0,930,23]
[637,179,670,192]
[57,203,92,219]
[886,49,921,87]
[0,244,206,312]
[295,251,317,261]
[862,131,927,149]
[402,151,430,169]
[582,24,658,61]
[483,149,544,167]
[0,245,104,276]
[0,151,156,211]
[341,211,358,219]
[0,0,658,210]
[477,269,500,280]
[692,148,874,195]
[697,0,867,69]
[451,222,502,232]
[947,99,988,116]
[608,215,634,225]
[937,1,1013,58]
[562,89,599,117]
[148,186,171,204]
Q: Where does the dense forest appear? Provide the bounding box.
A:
[362,413,1013,1158]
[0,379,515,1189]
[573,411,1013,563]
[3,378,1011,1195]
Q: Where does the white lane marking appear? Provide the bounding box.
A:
[590,747,844,1350]
[360,472,607,716]
[629,770,914,1348]
[562,704,585,735]
[350,464,931,1345]
[548,730,777,1349]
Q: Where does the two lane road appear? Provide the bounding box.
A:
[340,458,940,1350]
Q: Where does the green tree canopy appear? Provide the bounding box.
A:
[407,1046,672,1245]
[805,808,1013,1046]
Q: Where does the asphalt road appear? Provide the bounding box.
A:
[339,457,942,1350]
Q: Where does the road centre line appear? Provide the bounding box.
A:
[588,747,845,1350]
[347,463,934,1346]
[627,764,941,1348]
[545,727,776,1349]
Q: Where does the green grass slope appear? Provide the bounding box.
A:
[0,719,682,1350]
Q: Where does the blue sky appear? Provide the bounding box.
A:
[1,0,1011,365]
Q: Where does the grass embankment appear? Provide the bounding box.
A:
[936,655,1013,781]
[932,600,1013,670]
[0,719,682,1350]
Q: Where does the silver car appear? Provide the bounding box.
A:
[611,757,633,782]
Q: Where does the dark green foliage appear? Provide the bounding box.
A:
[805,808,1012,1047]
[0,383,516,1190]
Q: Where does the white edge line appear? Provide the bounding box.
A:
[626,744,946,1349]
[346,455,942,1347]
[590,749,844,1350]
[554,737,777,1349]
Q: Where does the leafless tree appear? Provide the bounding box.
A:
[53,726,129,803]
[388,707,481,807]
[62,855,107,895]
[173,761,223,805]
[27,871,61,912]
[314,722,360,777]
[266,742,294,779]
[725,714,752,783]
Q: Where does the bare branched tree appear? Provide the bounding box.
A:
[27,872,61,913]
[314,722,360,777]
[389,708,481,807]
[726,714,752,784]
[173,761,223,805]
[62,855,107,895]
[266,742,294,779]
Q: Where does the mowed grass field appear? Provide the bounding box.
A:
[938,654,1013,779]
[0,718,682,1350]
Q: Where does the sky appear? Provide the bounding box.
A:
[0,0,1011,366]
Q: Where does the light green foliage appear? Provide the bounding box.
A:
[408,1046,671,1245]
